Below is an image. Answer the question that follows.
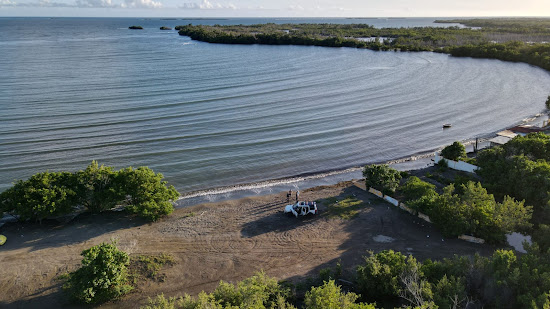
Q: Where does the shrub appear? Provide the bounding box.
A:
[356,250,421,300]
[441,141,466,161]
[436,158,448,170]
[304,280,376,309]
[142,292,222,309]
[400,177,437,202]
[143,271,295,309]
[363,164,402,194]
[63,242,133,304]
[213,271,294,308]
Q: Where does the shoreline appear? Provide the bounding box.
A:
[176,111,548,208]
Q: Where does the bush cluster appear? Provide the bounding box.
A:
[363,164,402,195]
[0,161,180,221]
[63,242,133,304]
[355,248,550,309]
[401,177,532,243]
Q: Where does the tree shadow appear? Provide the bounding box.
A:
[241,207,319,238]
[0,279,83,309]
[0,212,149,253]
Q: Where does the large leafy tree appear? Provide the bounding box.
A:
[440,141,466,161]
[356,250,421,300]
[63,242,133,304]
[0,171,78,222]
[118,167,180,221]
[363,164,402,194]
[477,134,550,210]
[428,182,532,242]
[0,162,180,222]
[400,176,437,202]
[76,161,121,213]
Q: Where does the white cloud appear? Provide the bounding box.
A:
[0,0,15,6]
[15,0,74,7]
[2,0,162,8]
[121,0,161,8]
[179,0,235,10]
[288,4,304,11]
[75,0,115,7]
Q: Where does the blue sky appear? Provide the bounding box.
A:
[1,0,549,17]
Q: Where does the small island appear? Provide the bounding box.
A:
[160,26,172,30]
[128,25,143,30]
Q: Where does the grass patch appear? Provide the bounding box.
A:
[129,254,175,282]
[323,196,364,220]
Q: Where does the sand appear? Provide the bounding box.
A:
[0,181,496,308]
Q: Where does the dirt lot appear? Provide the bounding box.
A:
[0,181,498,308]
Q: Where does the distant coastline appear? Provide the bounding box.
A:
[176,20,550,72]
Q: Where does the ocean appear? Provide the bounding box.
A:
[1,17,550,202]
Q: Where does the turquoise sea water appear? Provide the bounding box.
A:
[1,17,550,197]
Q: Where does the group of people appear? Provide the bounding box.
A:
[286,189,299,203]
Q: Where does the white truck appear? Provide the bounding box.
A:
[284,201,318,217]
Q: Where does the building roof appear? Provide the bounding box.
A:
[496,130,518,138]
[507,125,544,134]
[489,135,512,145]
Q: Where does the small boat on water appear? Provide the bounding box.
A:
[442,124,452,129]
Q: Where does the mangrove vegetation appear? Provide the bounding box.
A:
[0,161,180,222]
[176,18,550,71]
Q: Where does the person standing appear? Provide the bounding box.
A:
[296,190,299,202]
[287,190,291,203]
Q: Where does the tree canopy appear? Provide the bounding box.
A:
[0,161,180,222]
[63,242,133,304]
[440,141,466,161]
[363,164,402,194]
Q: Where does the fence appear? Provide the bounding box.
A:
[434,154,479,173]
[354,181,487,244]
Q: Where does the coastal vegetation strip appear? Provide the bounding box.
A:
[176,19,550,71]
[0,161,180,222]
[139,247,550,309]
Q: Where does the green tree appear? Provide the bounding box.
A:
[427,182,532,242]
[432,275,467,309]
[0,171,78,222]
[63,242,133,304]
[118,167,180,221]
[363,164,402,194]
[356,250,420,300]
[212,271,294,309]
[440,141,466,161]
[304,280,376,309]
[76,161,121,213]
[400,177,437,202]
[533,224,550,252]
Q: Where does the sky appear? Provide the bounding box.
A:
[0,0,549,17]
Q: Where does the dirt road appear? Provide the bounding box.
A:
[0,181,496,308]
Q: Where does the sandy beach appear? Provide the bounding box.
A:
[0,179,497,308]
